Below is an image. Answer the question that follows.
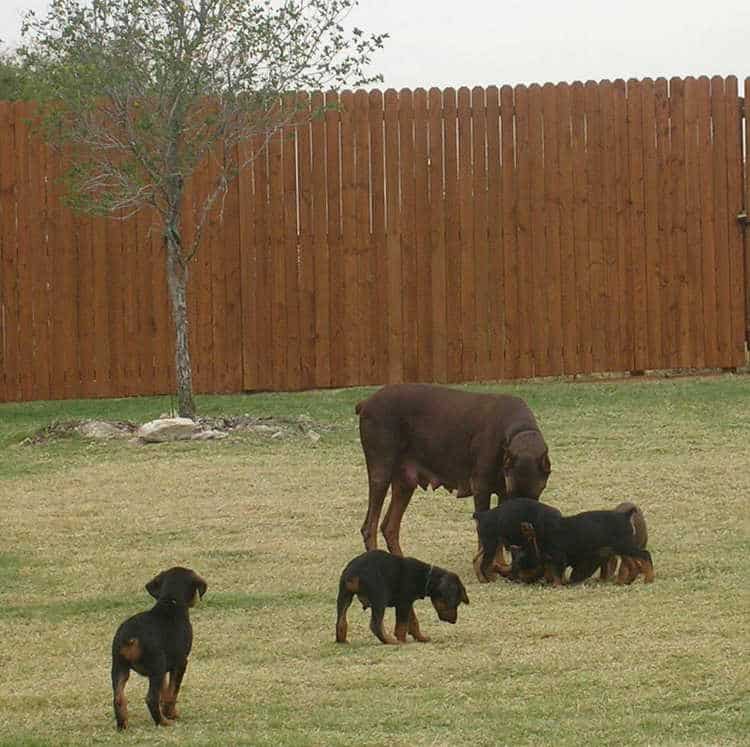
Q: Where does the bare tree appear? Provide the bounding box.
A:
[20,0,385,417]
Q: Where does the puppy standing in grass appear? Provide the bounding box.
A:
[111,567,207,730]
[336,550,469,644]
[508,506,655,586]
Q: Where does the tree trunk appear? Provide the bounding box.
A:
[165,232,195,419]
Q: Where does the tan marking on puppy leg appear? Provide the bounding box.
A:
[336,614,348,643]
[493,544,510,573]
[641,557,655,583]
[154,675,173,726]
[161,675,178,720]
[616,557,636,584]
[345,576,360,593]
[495,560,514,578]
[113,673,129,730]
[473,550,488,583]
[394,622,408,642]
[408,610,430,642]
[602,556,618,581]
[379,619,399,645]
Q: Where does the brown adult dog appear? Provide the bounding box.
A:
[356,384,551,556]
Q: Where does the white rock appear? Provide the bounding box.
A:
[137,417,199,443]
[306,430,321,443]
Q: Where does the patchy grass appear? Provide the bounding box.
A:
[0,375,748,745]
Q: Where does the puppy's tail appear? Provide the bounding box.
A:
[628,505,648,548]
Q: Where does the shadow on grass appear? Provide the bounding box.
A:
[0,590,329,622]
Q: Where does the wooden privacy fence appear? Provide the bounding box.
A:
[0,75,748,402]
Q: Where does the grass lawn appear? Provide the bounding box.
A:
[0,375,748,746]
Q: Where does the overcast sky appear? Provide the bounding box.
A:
[2,0,749,89]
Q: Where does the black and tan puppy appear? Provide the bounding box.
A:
[336,550,469,644]
[472,497,562,583]
[571,501,649,583]
[542,508,654,586]
[111,567,207,730]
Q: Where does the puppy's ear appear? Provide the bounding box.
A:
[145,571,165,599]
[194,574,208,600]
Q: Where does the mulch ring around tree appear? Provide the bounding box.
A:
[22,414,336,445]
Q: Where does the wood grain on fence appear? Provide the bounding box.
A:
[0,77,748,402]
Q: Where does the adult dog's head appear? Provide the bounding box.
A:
[503,431,551,499]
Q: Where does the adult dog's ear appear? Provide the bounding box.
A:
[145,571,165,599]
[540,450,551,474]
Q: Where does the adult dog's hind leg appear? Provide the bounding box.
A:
[381,478,416,557]
[359,420,399,552]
